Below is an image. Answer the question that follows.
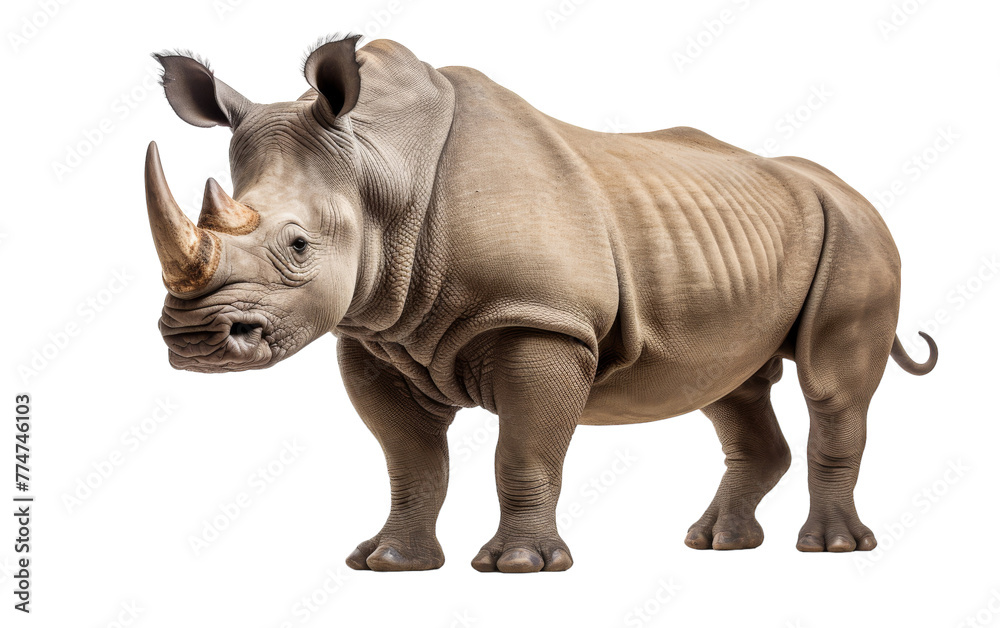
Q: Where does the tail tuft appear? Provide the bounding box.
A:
[890,332,937,375]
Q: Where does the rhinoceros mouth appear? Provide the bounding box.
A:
[159,302,277,373]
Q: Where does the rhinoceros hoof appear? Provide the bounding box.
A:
[471,536,573,573]
[685,512,765,550]
[345,535,445,571]
[796,512,877,552]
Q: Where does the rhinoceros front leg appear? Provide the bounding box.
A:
[338,338,458,571]
[471,330,596,573]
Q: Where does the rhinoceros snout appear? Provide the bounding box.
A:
[158,299,275,373]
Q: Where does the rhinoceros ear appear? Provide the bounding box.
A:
[153,51,252,129]
[303,34,362,125]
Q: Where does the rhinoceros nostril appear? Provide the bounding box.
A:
[230,322,260,337]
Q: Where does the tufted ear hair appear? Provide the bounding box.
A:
[302,34,362,127]
[153,51,253,129]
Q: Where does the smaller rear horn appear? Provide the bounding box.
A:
[198,178,260,235]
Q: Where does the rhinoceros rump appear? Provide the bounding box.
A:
[144,35,937,572]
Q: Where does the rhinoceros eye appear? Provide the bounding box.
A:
[291,237,308,253]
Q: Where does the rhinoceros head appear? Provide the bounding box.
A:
[144,36,452,373]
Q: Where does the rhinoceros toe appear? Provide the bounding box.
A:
[796,512,877,553]
[471,538,573,573]
[685,512,765,550]
[345,536,444,571]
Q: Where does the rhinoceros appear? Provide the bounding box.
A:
[144,35,937,572]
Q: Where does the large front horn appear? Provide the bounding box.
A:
[144,141,221,295]
[198,177,259,235]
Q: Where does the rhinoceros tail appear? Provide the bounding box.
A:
[890,332,938,375]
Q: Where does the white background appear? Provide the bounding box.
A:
[3,0,999,626]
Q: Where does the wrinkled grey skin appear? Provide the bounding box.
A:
[146,36,937,572]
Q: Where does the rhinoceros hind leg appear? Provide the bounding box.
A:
[793,381,881,553]
[686,357,790,550]
[790,207,899,553]
[794,382,883,553]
